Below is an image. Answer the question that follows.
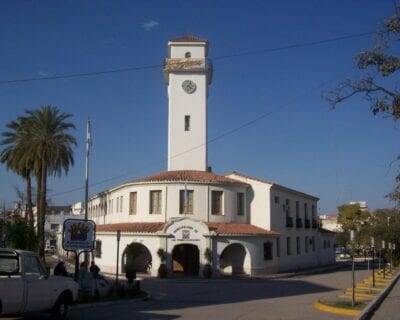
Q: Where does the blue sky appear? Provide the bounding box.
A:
[0,0,398,214]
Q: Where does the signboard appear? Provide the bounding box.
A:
[172,225,201,242]
[62,219,96,251]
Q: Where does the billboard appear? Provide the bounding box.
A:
[62,219,96,251]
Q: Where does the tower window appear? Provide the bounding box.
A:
[185,52,191,58]
[211,191,223,215]
[184,115,190,131]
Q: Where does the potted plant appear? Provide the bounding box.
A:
[203,247,213,278]
[157,248,167,278]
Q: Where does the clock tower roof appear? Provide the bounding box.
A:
[169,35,208,43]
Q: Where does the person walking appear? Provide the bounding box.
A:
[54,261,69,277]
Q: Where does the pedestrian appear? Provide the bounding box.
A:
[54,261,68,277]
[146,259,152,272]
[90,260,100,278]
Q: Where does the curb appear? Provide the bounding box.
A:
[353,270,400,320]
[314,301,360,317]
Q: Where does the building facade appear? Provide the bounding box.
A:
[71,36,335,277]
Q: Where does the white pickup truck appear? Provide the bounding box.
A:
[0,248,79,319]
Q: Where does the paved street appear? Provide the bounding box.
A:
[5,262,397,320]
[71,263,370,320]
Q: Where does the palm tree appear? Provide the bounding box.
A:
[0,118,35,227]
[22,106,77,259]
[1,106,77,260]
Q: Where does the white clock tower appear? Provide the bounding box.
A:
[163,35,213,171]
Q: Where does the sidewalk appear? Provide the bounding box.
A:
[356,270,400,320]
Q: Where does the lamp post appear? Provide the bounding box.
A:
[350,230,356,307]
[116,230,121,287]
[382,240,386,279]
[371,237,375,288]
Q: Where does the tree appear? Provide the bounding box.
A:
[23,106,77,260]
[0,118,35,227]
[337,203,370,232]
[326,9,400,205]
[0,106,76,260]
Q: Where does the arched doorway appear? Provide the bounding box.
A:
[172,244,199,276]
[122,242,152,274]
[220,243,247,275]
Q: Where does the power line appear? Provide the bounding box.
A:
[50,67,355,200]
[0,30,374,85]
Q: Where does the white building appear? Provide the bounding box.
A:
[82,35,335,277]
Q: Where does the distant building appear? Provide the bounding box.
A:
[34,205,84,249]
[319,214,342,232]
[63,36,335,277]
[349,201,368,211]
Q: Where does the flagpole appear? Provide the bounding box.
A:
[84,117,91,266]
[85,117,90,221]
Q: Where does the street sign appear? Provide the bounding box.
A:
[62,219,96,251]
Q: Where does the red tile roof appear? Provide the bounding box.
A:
[96,223,165,233]
[96,221,279,236]
[170,35,207,42]
[206,223,279,236]
[133,170,246,185]
[226,171,274,185]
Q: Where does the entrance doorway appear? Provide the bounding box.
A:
[172,244,199,276]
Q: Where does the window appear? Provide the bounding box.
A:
[211,191,223,215]
[276,238,281,257]
[179,189,194,214]
[120,196,123,212]
[150,190,162,214]
[296,237,301,255]
[285,199,291,217]
[129,192,137,215]
[264,242,273,260]
[286,237,291,256]
[50,224,59,230]
[185,51,191,58]
[185,115,190,131]
[237,192,244,216]
[305,236,309,253]
[274,196,280,204]
[94,240,102,258]
[23,256,44,276]
[304,203,309,219]
[116,197,119,213]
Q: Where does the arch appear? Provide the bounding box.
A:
[172,244,199,276]
[219,243,247,275]
[122,242,152,274]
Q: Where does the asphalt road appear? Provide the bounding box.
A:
[68,263,370,320]
[3,262,382,320]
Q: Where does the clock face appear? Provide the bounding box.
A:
[182,80,196,94]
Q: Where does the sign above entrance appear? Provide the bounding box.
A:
[172,225,201,242]
[62,219,96,251]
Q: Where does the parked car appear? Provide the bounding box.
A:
[335,246,351,259]
[0,248,78,319]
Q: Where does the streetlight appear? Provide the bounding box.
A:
[371,237,375,288]
[350,230,356,307]
[382,240,386,279]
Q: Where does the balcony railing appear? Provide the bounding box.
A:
[312,219,318,228]
[296,218,303,228]
[286,217,294,228]
[304,219,311,228]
